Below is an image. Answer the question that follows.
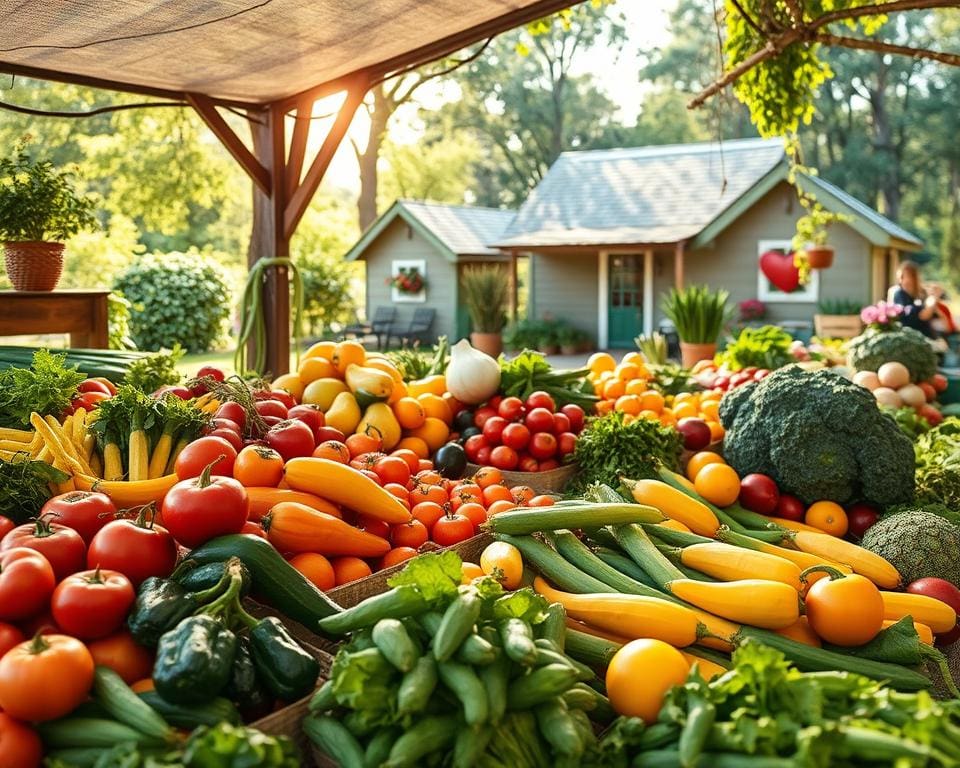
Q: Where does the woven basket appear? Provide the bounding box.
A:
[465,461,577,494]
[3,241,65,291]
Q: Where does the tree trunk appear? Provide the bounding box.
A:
[869,57,900,220]
[357,87,391,231]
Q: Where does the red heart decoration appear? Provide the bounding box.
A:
[759,250,800,293]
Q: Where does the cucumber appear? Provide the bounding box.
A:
[437,660,489,725]
[561,682,601,711]
[309,680,336,713]
[397,654,439,716]
[593,548,658,587]
[533,642,593,681]
[303,714,365,768]
[553,529,658,595]
[456,633,498,666]
[479,653,509,723]
[564,627,622,668]
[384,715,459,768]
[485,502,664,536]
[364,728,398,768]
[183,534,342,626]
[137,691,241,728]
[494,534,615,594]
[499,617,538,666]
[537,602,566,650]
[507,664,579,710]
[433,586,482,662]
[453,724,493,768]
[93,666,173,743]
[418,611,443,635]
[38,717,163,749]
[536,698,583,757]
[372,618,420,672]
[175,560,252,597]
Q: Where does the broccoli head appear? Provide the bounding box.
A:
[847,326,938,382]
[718,365,915,505]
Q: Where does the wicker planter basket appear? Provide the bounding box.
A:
[3,241,65,291]
[814,314,862,339]
[465,461,576,493]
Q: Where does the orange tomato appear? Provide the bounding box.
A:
[393,397,426,430]
[410,485,448,508]
[482,484,514,506]
[638,409,660,421]
[596,400,615,415]
[615,363,640,381]
[130,678,155,692]
[0,634,95,722]
[510,485,536,505]
[805,571,883,646]
[685,451,725,482]
[527,495,556,507]
[381,547,418,569]
[605,639,689,722]
[659,410,677,427]
[639,390,665,414]
[461,562,485,583]
[332,340,366,376]
[473,466,503,489]
[480,541,523,589]
[418,394,453,425]
[396,436,430,459]
[486,499,517,516]
[805,501,848,537]
[693,463,741,507]
[289,553,336,591]
[87,630,154,684]
[313,440,350,463]
[707,421,725,442]
[233,445,284,487]
[332,556,373,585]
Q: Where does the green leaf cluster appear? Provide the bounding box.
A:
[0,349,85,428]
[123,346,184,394]
[662,284,731,344]
[461,265,510,333]
[499,349,597,410]
[718,325,795,371]
[0,456,69,524]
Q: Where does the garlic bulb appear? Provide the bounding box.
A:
[446,339,501,404]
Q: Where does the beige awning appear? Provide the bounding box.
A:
[0,0,576,104]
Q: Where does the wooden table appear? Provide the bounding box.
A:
[0,290,110,348]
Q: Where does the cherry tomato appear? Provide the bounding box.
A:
[490,445,519,470]
[463,434,488,462]
[412,501,446,530]
[383,483,410,508]
[360,469,382,485]
[161,467,249,548]
[432,512,475,546]
[86,509,178,586]
[552,412,571,435]
[381,547,418,569]
[0,711,43,768]
[473,407,498,429]
[208,427,243,452]
[191,365,226,396]
[287,404,325,442]
[316,426,347,444]
[358,515,391,540]
[481,416,508,446]
[500,423,531,451]
[234,445,284,487]
[560,404,586,433]
[511,486,536,505]
[458,502,487,531]
[2,520,86,582]
[0,517,16,541]
[539,458,560,471]
[77,379,112,396]
[215,402,247,431]
[0,634,94,722]
[391,519,429,549]
[174,435,238,478]
[313,440,350,463]
[374,456,411,487]
[266,389,296,410]
[497,397,525,422]
[525,391,556,412]
[265,419,315,461]
[51,568,135,640]
[207,417,242,435]
[557,432,577,456]
[474,445,492,466]
[518,454,539,473]
[529,432,558,460]
[253,399,288,420]
[525,407,555,434]
[391,449,421,474]
[346,431,383,458]
[528,495,556,507]
[0,623,24,660]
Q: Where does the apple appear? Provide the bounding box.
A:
[738,473,779,515]
[906,578,960,646]
[846,503,879,541]
[676,418,712,451]
[774,493,805,522]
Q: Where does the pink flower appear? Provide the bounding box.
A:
[861,306,879,324]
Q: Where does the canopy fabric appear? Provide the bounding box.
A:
[0,0,572,104]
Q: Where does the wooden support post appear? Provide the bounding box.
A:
[509,250,519,321]
[286,97,314,201]
[643,249,655,336]
[674,241,686,291]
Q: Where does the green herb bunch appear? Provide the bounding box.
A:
[123,345,185,393]
[717,325,794,371]
[0,349,85,429]
[500,350,597,410]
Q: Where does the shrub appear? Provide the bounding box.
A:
[114,251,231,352]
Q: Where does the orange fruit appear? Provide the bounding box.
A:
[396,436,430,459]
[708,421,725,442]
[700,400,720,421]
[461,562,485,583]
[473,466,503,489]
[332,340,366,376]
[409,417,449,453]
[304,340,336,361]
[685,451,725,482]
[298,356,337,384]
[418,393,453,425]
[638,409,660,421]
[289,553,336,591]
[614,395,642,415]
[393,397,426,430]
[596,400,615,415]
[671,402,697,420]
[805,501,848,537]
[693,463,741,507]
[639,390,665,414]
[588,352,616,375]
[659,410,676,427]
[625,378,649,396]
[615,363,640,381]
[674,392,699,405]
[332,556,373,585]
[271,373,304,401]
[621,351,647,368]
[602,378,626,400]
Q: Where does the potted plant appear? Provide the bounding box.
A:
[538,320,562,355]
[0,138,97,291]
[738,298,767,324]
[814,298,863,339]
[558,324,587,356]
[662,284,731,368]
[461,265,509,357]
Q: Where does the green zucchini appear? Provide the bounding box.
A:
[453,724,493,768]
[456,633,498,665]
[372,618,420,672]
[537,602,567,650]
[564,628,622,668]
[397,655,439,716]
[433,586,482,662]
[479,653,510,723]
[137,691,241,728]
[437,660,489,725]
[92,667,173,743]
[364,729,399,768]
[303,714,365,768]
[536,698,583,757]
[494,534,615,594]
[507,664,579,710]
[552,529,656,595]
[484,502,664,536]
[499,617,538,666]
[183,534,342,627]
[384,715,459,768]
[38,717,164,749]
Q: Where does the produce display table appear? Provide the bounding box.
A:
[0,290,110,347]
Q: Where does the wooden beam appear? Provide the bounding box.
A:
[643,249,655,336]
[285,97,314,201]
[187,93,270,195]
[674,241,686,291]
[284,78,369,239]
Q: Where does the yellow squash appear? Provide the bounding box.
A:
[791,531,900,589]
[323,391,362,435]
[667,578,800,629]
[880,591,957,634]
[624,478,719,537]
[74,473,179,508]
[679,542,802,590]
[344,364,394,401]
[882,618,934,645]
[678,651,727,680]
[357,403,402,451]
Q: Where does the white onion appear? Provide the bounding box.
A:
[877,361,910,389]
[445,339,501,405]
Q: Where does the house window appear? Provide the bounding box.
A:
[390,259,427,303]
[756,240,819,303]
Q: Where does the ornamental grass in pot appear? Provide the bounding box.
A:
[461,265,509,357]
[0,139,97,291]
[662,284,731,368]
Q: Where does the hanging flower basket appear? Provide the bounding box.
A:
[387,266,426,295]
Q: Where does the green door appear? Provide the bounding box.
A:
[608,255,643,347]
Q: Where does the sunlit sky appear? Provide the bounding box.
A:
[309,0,676,193]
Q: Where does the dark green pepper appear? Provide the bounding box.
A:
[127,578,200,648]
[175,560,252,598]
[153,615,237,705]
[248,616,320,701]
[223,637,273,721]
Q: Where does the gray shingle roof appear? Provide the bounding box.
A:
[400,200,515,257]
[495,137,786,247]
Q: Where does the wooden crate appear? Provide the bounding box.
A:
[465,461,576,493]
[814,314,862,339]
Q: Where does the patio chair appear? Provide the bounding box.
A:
[389,308,436,348]
[341,306,396,349]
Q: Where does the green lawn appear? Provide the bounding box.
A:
[177,349,299,378]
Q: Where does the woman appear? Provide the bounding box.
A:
[891,261,937,338]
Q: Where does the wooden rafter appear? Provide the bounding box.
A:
[285,97,314,200]
[186,93,270,194]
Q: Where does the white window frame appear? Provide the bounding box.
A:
[756,240,819,303]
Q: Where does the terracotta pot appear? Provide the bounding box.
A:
[805,246,834,270]
[4,241,65,291]
[470,332,503,357]
[680,341,717,369]
[560,345,578,356]
[541,344,560,356]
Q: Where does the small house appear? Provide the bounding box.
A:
[344,200,515,342]
[494,138,923,347]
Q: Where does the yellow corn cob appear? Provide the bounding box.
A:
[165,435,190,475]
[44,415,93,476]
[103,443,124,481]
[89,452,104,478]
[82,434,96,462]
[148,433,174,480]
[128,429,149,482]
[0,427,33,442]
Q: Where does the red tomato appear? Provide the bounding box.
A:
[374,456,411,487]
[458,502,487,531]
[490,445,519,470]
[738,473,780,516]
[919,404,944,427]
[254,399,289,420]
[287,404,325,442]
[77,379,112,396]
[557,432,577,457]
[525,391,556,412]
[463,434,488,462]
[391,519,429,549]
[174,435,238,478]
[525,407,555,434]
[0,517,15,540]
[195,365,225,385]
[383,483,410,508]
[266,389,297,410]
[208,427,243,453]
[2,521,86,582]
[497,397,525,422]
[473,407,498,429]
[360,469,383,485]
[215,402,247,431]
[552,412,571,435]
[87,630,154,684]
[501,423,531,451]
[161,471,249,548]
[75,391,109,411]
[775,493,806,522]
[474,445,493,466]
[316,426,347,444]
[518,454,539,473]
[412,502,446,530]
[346,431,383,458]
[51,569,134,640]
[86,511,178,586]
[391,449,420,474]
[207,417,242,435]
[432,512,475,546]
[560,404,585,434]
[265,419,316,461]
[89,377,117,396]
[539,458,559,471]
[529,432,558,460]
[931,373,949,393]
[488,395,503,410]
[0,711,42,768]
[0,623,24,659]
[358,515,391,540]
[906,578,960,645]
[481,416,508,446]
